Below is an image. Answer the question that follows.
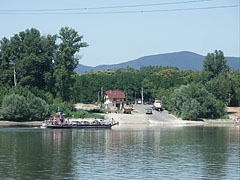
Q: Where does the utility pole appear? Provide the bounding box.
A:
[125,88,128,102]
[135,92,137,105]
[10,60,17,87]
[141,87,143,104]
[98,91,100,103]
[13,63,17,87]
[101,87,103,108]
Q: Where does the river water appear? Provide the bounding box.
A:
[0,125,239,180]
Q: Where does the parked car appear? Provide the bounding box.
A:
[145,108,153,114]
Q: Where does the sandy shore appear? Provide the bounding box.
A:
[105,112,236,125]
[0,121,42,126]
[0,112,237,127]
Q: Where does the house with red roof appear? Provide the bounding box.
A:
[104,90,126,110]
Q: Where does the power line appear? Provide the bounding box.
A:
[0,0,214,12]
[0,5,238,15]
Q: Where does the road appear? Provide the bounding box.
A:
[133,104,184,124]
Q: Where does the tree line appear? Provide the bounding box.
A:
[0,28,240,120]
[72,53,240,119]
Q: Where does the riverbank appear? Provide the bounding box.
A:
[0,120,42,126]
[0,108,238,127]
[105,112,236,125]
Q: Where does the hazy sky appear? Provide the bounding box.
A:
[0,0,239,66]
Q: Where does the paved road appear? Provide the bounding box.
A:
[133,104,183,123]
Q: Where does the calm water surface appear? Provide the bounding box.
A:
[0,125,239,180]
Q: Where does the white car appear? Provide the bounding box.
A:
[146,109,153,114]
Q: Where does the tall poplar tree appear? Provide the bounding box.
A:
[54,27,88,101]
[203,50,230,79]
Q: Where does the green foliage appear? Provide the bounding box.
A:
[172,84,226,119]
[230,70,240,106]
[72,67,193,104]
[54,27,88,101]
[0,27,87,102]
[181,99,201,120]
[0,38,14,86]
[0,92,49,121]
[0,28,57,90]
[192,70,211,84]
[205,73,231,104]
[142,78,154,102]
[26,92,49,121]
[65,110,104,119]
[48,100,75,116]
[1,94,30,121]
[161,96,168,110]
[203,50,230,79]
[0,83,8,107]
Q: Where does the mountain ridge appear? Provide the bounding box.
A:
[75,51,240,74]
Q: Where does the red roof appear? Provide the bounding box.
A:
[105,90,125,99]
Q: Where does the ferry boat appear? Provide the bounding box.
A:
[40,112,118,129]
[40,112,72,129]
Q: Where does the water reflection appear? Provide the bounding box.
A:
[0,126,239,180]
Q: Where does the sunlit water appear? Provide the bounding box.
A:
[0,125,239,180]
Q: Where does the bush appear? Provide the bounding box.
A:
[1,94,30,121]
[172,84,226,119]
[1,93,49,121]
[161,96,168,110]
[26,92,49,121]
[181,99,201,120]
[48,100,75,115]
[0,83,8,107]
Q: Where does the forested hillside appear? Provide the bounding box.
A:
[0,28,240,120]
[75,51,240,73]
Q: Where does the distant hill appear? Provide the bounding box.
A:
[75,51,240,74]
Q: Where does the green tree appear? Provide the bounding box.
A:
[142,78,154,102]
[1,88,49,121]
[0,38,14,86]
[181,99,201,120]
[54,27,88,101]
[26,92,49,121]
[0,28,57,90]
[203,50,230,79]
[172,84,226,119]
[205,74,231,104]
[161,96,168,110]
[1,94,30,121]
[230,70,240,106]
[0,83,8,107]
